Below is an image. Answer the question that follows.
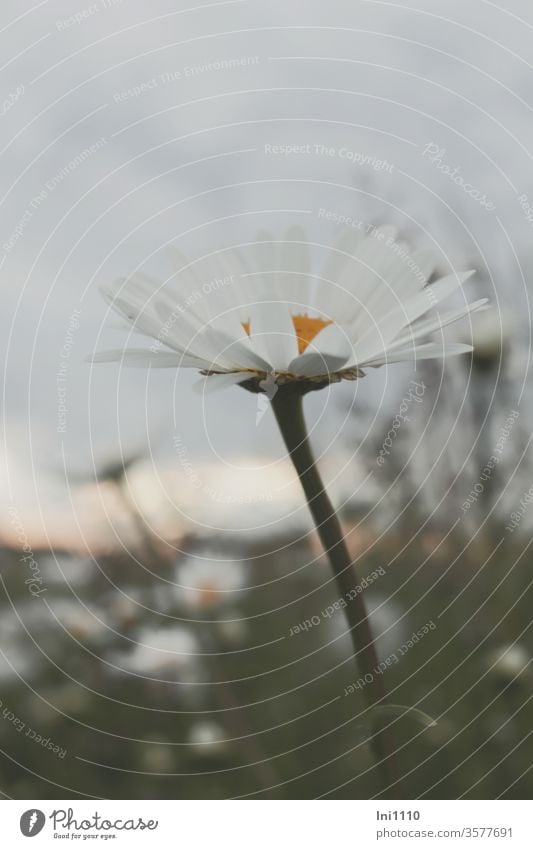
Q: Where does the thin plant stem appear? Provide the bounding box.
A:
[271,387,398,795]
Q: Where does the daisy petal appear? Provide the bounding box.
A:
[288,350,349,377]
[277,226,311,307]
[388,298,489,350]
[322,226,399,326]
[362,342,473,368]
[88,349,209,368]
[93,228,487,391]
[352,270,476,364]
[193,372,249,394]
[408,248,438,286]
[203,327,273,372]
[246,301,299,370]
[321,228,363,285]
[303,321,353,360]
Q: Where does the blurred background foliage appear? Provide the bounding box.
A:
[1,338,532,800]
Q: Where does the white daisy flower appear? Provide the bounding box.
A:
[113,625,199,679]
[90,226,487,393]
[90,225,489,790]
[173,552,246,611]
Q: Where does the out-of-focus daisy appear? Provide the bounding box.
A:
[173,552,246,611]
[90,226,485,393]
[113,626,199,680]
[187,721,227,757]
[48,598,110,644]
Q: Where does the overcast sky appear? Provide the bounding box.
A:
[1,0,532,544]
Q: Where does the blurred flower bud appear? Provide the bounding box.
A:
[462,308,509,370]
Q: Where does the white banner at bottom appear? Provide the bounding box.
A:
[0,799,530,847]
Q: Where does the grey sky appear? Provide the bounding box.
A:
[1,0,531,544]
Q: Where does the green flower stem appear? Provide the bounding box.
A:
[271,387,398,795]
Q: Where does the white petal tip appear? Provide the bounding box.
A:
[87,351,119,364]
[451,343,474,354]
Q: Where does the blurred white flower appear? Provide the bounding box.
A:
[48,598,110,644]
[114,626,200,680]
[91,227,484,392]
[459,307,510,366]
[173,553,246,611]
[188,721,227,757]
[105,588,143,628]
[486,644,531,681]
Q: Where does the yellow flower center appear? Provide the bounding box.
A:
[242,313,332,355]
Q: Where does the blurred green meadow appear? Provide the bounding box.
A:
[1,507,531,800]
